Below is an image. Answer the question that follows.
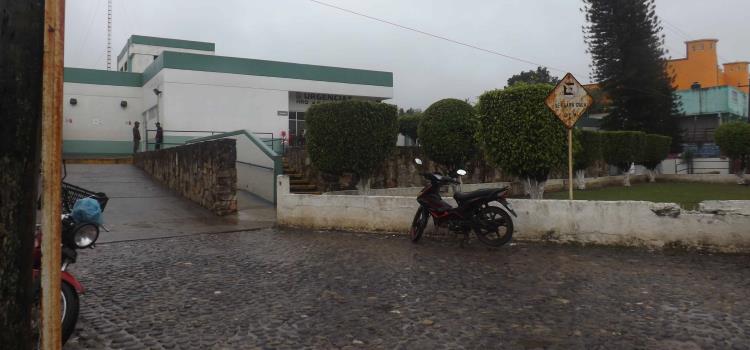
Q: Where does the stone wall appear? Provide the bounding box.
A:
[277,175,750,253]
[284,147,610,192]
[134,139,237,216]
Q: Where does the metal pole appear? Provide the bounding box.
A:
[568,128,573,200]
[40,0,65,348]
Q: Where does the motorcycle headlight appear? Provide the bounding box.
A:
[73,224,99,248]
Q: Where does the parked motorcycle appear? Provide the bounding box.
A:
[410,158,516,247]
[32,181,108,344]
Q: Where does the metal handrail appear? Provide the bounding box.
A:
[674,158,730,174]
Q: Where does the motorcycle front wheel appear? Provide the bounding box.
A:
[474,206,514,247]
[410,207,429,243]
[61,281,79,343]
[31,280,80,346]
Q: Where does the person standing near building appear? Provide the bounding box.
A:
[132,121,141,153]
[155,122,164,150]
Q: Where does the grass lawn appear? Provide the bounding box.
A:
[544,182,750,209]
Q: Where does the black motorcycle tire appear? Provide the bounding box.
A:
[61,281,79,344]
[410,207,429,243]
[474,206,514,247]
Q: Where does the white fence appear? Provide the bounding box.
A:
[660,158,730,175]
[277,175,750,253]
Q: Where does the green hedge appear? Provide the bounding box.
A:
[398,113,421,141]
[417,98,478,170]
[642,134,672,170]
[715,122,750,168]
[476,83,566,181]
[306,101,398,177]
[601,131,647,171]
[574,129,602,171]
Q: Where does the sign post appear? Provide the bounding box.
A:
[545,73,593,200]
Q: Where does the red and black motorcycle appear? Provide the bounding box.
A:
[32,181,108,344]
[410,158,516,247]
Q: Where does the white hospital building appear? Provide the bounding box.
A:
[63,35,394,156]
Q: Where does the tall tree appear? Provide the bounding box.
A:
[506,66,559,87]
[0,0,45,348]
[583,0,680,144]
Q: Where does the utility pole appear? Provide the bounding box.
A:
[0,0,46,349]
[40,0,66,348]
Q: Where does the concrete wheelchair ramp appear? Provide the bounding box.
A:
[64,164,275,243]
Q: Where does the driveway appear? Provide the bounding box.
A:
[63,229,750,349]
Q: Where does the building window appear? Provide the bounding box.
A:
[288,112,306,147]
[693,43,704,51]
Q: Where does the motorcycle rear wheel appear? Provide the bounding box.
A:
[474,206,513,247]
[410,207,429,243]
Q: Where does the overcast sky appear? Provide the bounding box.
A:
[64,0,750,109]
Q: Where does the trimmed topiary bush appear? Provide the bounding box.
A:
[714,122,750,184]
[306,101,399,191]
[601,131,647,186]
[573,129,602,190]
[476,83,566,199]
[642,134,672,182]
[417,98,478,172]
[398,113,422,143]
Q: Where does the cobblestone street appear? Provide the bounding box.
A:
[64,229,750,350]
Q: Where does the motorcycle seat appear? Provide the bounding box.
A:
[453,188,504,202]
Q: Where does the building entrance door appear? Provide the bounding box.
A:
[288,111,306,147]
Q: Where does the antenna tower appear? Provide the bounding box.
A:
[107,0,112,70]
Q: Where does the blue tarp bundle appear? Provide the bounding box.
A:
[71,197,102,225]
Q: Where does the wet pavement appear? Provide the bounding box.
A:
[63,164,275,242]
[63,229,750,350]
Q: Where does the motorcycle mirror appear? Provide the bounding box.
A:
[456,169,467,176]
[414,158,423,165]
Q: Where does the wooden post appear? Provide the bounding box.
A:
[568,128,573,200]
[40,0,65,349]
[0,1,46,348]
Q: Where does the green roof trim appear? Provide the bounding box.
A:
[64,67,142,87]
[143,51,393,87]
[117,35,215,64]
[69,51,393,88]
[132,35,215,52]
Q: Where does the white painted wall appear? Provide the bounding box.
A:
[277,175,750,253]
[155,68,393,139]
[234,134,276,203]
[64,65,393,155]
[161,77,288,137]
[63,82,143,142]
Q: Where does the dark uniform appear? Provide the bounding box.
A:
[133,122,141,153]
[155,123,164,150]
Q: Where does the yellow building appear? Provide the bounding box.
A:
[667,39,749,94]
